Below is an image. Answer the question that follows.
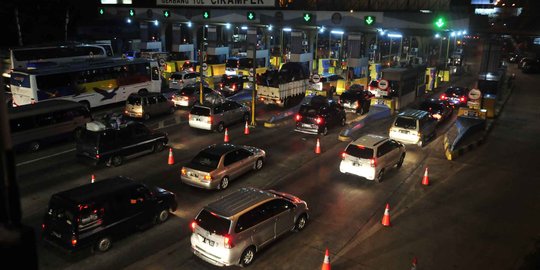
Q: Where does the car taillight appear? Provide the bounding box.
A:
[295,114,302,121]
[96,154,100,159]
[232,84,236,90]
[370,158,377,168]
[341,152,346,159]
[316,117,323,125]
[207,116,212,124]
[171,94,176,99]
[181,168,186,175]
[354,100,359,108]
[190,221,197,232]
[440,94,446,100]
[219,83,223,88]
[188,114,192,120]
[41,223,46,230]
[71,235,78,246]
[204,174,212,181]
[460,96,466,102]
[224,234,234,249]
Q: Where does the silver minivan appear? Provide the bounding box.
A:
[188,99,250,132]
[124,92,175,120]
[190,187,309,267]
[389,109,437,147]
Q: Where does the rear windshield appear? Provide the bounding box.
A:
[394,117,417,129]
[47,196,76,225]
[221,76,240,84]
[419,102,442,112]
[446,88,465,95]
[170,73,183,80]
[226,59,238,68]
[180,88,196,95]
[190,106,211,116]
[299,105,319,116]
[195,209,231,235]
[345,144,374,159]
[190,150,221,169]
[127,95,141,105]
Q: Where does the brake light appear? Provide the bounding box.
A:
[440,94,446,100]
[219,83,223,88]
[207,116,212,124]
[316,117,323,124]
[232,84,237,91]
[295,114,302,121]
[460,96,466,102]
[191,221,197,232]
[41,223,46,230]
[224,234,234,249]
[181,168,186,175]
[370,158,377,168]
[96,154,100,159]
[341,152,346,159]
[71,235,78,246]
[354,100,359,109]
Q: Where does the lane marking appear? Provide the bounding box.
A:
[16,148,76,167]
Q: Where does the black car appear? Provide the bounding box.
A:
[217,74,246,96]
[42,176,177,253]
[294,95,346,136]
[76,121,168,167]
[521,58,540,73]
[440,86,469,106]
[418,98,453,123]
[338,84,374,114]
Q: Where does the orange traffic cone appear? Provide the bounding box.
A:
[315,138,321,154]
[244,121,250,135]
[381,203,391,227]
[91,174,95,183]
[224,128,229,142]
[168,148,175,165]
[411,257,418,270]
[321,248,331,270]
[422,167,429,186]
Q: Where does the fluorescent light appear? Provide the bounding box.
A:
[241,26,248,30]
[435,33,440,38]
[420,9,432,13]
[387,33,402,38]
[126,18,131,23]
[283,28,292,32]
[319,26,325,33]
[187,21,192,27]
[268,24,273,31]
[331,30,344,35]
[154,20,159,26]
[225,23,231,29]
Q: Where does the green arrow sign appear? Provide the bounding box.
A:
[129,9,135,17]
[435,17,445,28]
[164,10,169,18]
[303,13,311,22]
[364,16,375,25]
[203,11,210,19]
[99,8,104,15]
[247,12,255,20]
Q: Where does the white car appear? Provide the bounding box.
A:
[168,71,200,90]
[339,134,406,182]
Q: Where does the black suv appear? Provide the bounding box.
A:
[217,74,246,96]
[294,95,346,136]
[42,176,177,253]
[339,84,374,114]
[76,121,168,167]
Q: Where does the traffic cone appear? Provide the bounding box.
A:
[422,167,429,186]
[381,203,391,227]
[244,121,250,135]
[315,138,321,154]
[224,128,229,142]
[168,148,175,165]
[91,174,95,183]
[411,257,418,270]
[321,248,331,270]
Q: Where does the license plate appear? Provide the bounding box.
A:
[302,123,311,128]
[400,130,409,134]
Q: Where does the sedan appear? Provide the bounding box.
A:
[418,98,453,123]
[440,86,469,106]
[171,84,221,108]
[180,143,266,190]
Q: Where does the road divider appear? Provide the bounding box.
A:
[338,104,392,141]
[264,96,315,128]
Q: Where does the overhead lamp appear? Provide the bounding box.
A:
[331,30,344,35]
[283,27,292,32]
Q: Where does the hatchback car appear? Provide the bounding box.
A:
[338,84,374,114]
[168,71,200,90]
[217,74,247,97]
[181,143,266,190]
[339,134,406,182]
[124,92,175,120]
[418,98,453,123]
[440,86,469,106]
[171,84,221,108]
[294,95,346,136]
[389,109,437,147]
[190,187,309,267]
[189,99,250,132]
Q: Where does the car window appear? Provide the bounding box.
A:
[157,95,167,103]
[127,95,141,105]
[191,150,221,169]
[235,204,268,233]
[196,209,231,236]
[345,144,374,159]
[148,96,157,105]
[394,117,417,129]
[170,73,182,80]
[237,148,252,160]
[185,73,198,79]
[264,199,294,217]
[133,124,149,138]
[213,105,224,114]
[223,151,239,166]
[190,106,211,116]
[377,141,392,157]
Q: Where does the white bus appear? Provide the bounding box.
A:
[10,57,162,109]
[9,43,112,70]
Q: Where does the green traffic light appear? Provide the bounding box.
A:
[164,10,170,18]
[203,11,210,19]
[435,17,446,29]
[303,13,311,22]
[129,9,135,17]
[99,8,104,15]
[364,16,375,25]
[247,12,255,20]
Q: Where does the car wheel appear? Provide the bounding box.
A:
[29,141,40,152]
[320,126,328,136]
[216,122,225,133]
[218,176,229,190]
[155,208,169,224]
[340,117,346,126]
[143,113,150,120]
[375,169,384,183]
[294,214,308,231]
[396,153,405,168]
[108,156,123,167]
[254,158,264,170]
[154,141,165,152]
[96,237,112,252]
[239,247,256,267]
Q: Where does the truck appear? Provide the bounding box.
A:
[256,62,310,107]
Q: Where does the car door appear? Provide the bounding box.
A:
[156,95,168,115]
[222,150,243,179]
[266,199,296,237]
[131,123,154,156]
[235,148,253,175]
[237,204,275,248]
[222,101,236,125]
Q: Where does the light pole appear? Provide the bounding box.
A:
[446,32,454,69]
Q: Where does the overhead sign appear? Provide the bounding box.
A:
[312,74,321,83]
[468,88,481,100]
[156,0,275,7]
[378,79,389,90]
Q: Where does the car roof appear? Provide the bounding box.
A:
[8,100,86,120]
[205,187,276,217]
[201,143,240,156]
[52,176,140,205]
[397,109,430,118]
[351,134,388,148]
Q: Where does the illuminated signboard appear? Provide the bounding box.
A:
[156,0,275,7]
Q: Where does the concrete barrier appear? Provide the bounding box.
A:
[338,104,392,141]
[263,96,314,128]
[444,120,493,160]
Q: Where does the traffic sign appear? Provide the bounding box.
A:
[247,11,256,20]
[303,13,312,22]
[201,63,208,71]
[378,79,389,90]
[468,88,481,100]
[312,74,321,83]
[364,16,375,25]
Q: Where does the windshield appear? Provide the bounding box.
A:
[394,117,417,129]
[190,149,221,169]
[195,209,231,236]
[180,88,197,96]
[127,95,141,105]
[226,59,238,68]
[419,102,442,112]
[190,106,211,116]
[47,195,76,225]
[299,105,319,116]
[345,144,374,159]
